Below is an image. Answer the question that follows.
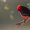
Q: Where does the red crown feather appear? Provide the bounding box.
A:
[16,4,22,12]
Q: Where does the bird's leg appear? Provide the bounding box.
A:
[24,17,30,24]
[20,18,29,25]
[21,19,28,25]
[16,18,30,27]
[18,19,27,25]
[16,19,26,27]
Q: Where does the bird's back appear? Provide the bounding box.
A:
[20,6,30,16]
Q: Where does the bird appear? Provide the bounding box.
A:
[16,4,30,27]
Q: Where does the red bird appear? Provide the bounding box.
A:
[16,4,30,27]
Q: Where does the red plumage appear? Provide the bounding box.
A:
[16,4,22,12]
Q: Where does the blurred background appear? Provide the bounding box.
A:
[0,0,30,30]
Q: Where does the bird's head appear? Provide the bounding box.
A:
[16,4,22,12]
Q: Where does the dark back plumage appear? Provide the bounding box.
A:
[20,6,30,16]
